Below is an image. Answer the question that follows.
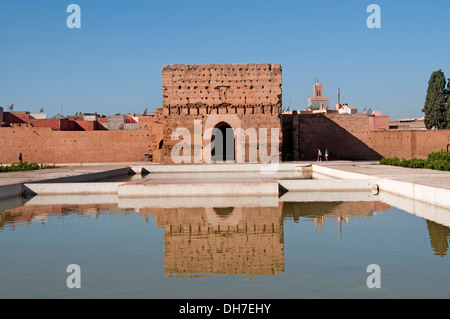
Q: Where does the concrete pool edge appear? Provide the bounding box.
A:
[0,165,131,200]
[312,163,450,209]
[18,163,312,198]
[1,162,449,210]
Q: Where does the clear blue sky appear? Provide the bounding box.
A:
[1,0,449,120]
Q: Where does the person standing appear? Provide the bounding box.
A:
[317,149,322,162]
[325,149,329,161]
[18,153,23,163]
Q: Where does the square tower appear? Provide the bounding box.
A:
[307,80,329,110]
[152,63,283,163]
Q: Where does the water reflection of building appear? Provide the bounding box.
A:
[0,203,129,229]
[282,201,389,222]
[1,197,449,262]
[141,205,284,276]
[282,201,391,236]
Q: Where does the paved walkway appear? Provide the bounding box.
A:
[0,164,131,200]
[0,164,131,187]
[312,160,450,190]
[2,160,449,189]
[1,161,449,205]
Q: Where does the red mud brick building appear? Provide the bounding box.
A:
[0,63,449,164]
[149,63,283,163]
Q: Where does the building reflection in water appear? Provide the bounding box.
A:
[141,200,392,277]
[0,201,131,229]
[282,201,390,237]
[1,195,450,276]
[141,205,285,277]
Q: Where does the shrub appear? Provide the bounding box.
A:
[408,158,426,169]
[380,151,450,171]
[426,159,450,171]
[399,159,410,167]
[380,157,401,166]
[428,150,450,162]
[0,162,57,173]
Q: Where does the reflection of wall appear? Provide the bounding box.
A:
[282,201,390,222]
[3,198,449,263]
[282,201,391,234]
[0,203,123,229]
[149,205,284,276]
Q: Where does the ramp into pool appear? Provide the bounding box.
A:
[117,177,279,197]
[23,177,280,197]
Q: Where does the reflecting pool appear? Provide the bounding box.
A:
[0,193,449,298]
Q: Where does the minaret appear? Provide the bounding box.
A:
[307,78,330,110]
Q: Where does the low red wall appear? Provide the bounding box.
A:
[2,118,449,164]
[284,113,450,160]
[368,130,450,159]
[0,127,155,164]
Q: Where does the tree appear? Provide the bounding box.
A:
[422,70,447,129]
[446,78,450,127]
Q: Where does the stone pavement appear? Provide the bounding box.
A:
[312,160,450,190]
[0,164,131,200]
[0,164,131,186]
[311,160,450,209]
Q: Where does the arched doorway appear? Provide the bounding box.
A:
[211,122,235,162]
[213,207,235,219]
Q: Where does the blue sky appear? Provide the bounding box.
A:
[1,0,449,120]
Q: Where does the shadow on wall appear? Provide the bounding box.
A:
[286,114,383,161]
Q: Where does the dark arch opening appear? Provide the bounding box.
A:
[213,207,235,219]
[211,122,235,162]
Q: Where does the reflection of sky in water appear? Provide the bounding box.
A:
[0,196,450,299]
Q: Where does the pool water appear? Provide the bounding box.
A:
[1,196,449,299]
